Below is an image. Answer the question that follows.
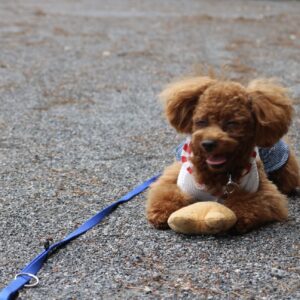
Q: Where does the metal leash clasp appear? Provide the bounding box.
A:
[225,174,239,195]
[14,272,39,288]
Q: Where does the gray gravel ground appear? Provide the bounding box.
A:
[0,0,299,299]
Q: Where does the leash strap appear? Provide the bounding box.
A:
[0,175,159,300]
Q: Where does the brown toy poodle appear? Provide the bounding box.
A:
[146,76,299,233]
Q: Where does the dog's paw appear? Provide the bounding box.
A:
[147,212,170,230]
[232,217,253,234]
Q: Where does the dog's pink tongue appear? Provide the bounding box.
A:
[206,155,227,165]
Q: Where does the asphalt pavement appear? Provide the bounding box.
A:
[0,0,299,299]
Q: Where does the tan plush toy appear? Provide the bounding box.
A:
[167,202,237,234]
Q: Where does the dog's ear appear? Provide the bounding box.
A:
[247,79,293,147]
[159,77,216,133]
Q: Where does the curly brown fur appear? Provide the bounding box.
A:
[146,76,299,233]
[224,160,288,233]
[146,162,194,229]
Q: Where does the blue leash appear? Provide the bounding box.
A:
[0,175,159,300]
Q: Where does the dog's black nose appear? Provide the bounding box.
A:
[201,140,217,152]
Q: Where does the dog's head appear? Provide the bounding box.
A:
[160,76,293,173]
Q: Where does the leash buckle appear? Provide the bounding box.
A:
[14,272,39,288]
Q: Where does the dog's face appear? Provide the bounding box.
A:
[191,82,255,172]
[160,76,293,173]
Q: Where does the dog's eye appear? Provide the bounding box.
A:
[195,120,208,128]
[224,120,239,130]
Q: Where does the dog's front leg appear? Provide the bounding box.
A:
[146,162,193,229]
[224,178,288,234]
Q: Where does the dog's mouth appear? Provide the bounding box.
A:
[206,154,228,169]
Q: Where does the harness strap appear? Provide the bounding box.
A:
[0,175,159,300]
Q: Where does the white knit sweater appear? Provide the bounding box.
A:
[177,137,259,201]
